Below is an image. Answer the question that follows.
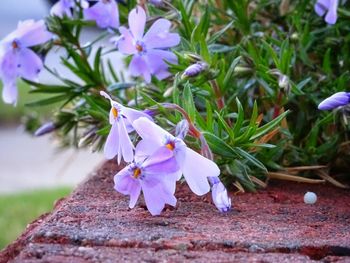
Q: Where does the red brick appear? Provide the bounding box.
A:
[1,161,350,262]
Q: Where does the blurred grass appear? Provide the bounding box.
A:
[0,187,72,249]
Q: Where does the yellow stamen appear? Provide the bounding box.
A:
[133,168,141,179]
[112,107,118,118]
[165,142,175,151]
[136,44,143,52]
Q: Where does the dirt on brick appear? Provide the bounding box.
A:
[1,160,350,262]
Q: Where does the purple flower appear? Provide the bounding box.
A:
[315,0,339,24]
[0,20,52,105]
[133,117,220,196]
[114,147,180,215]
[117,6,180,83]
[318,92,350,110]
[84,0,119,29]
[100,91,152,163]
[209,177,231,212]
[50,0,89,18]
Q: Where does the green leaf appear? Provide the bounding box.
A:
[233,98,244,136]
[182,83,196,122]
[251,110,289,140]
[202,131,236,158]
[26,94,71,107]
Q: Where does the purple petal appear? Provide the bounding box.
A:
[0,50,18,84]
[182,148,220,196]
[122,106,153,126]
[114,166,141,208]
[84,1,119,29]
[17,48,43,81]
[118,27,137,55]
[315,0,330,17]
[145,49,177,80]
[143,147,176,169]
[129,55,151,83]
[2,81,18,105]
[135,139,158,162]
[18,20,52,48]
[104,121,120,159]
[143,19,180,49]
[118,119,134,163]
[128,6,146,40]
[133,117,169,145]
[140,177,177,215]
[50,0,72,17]
[325,0,338,24]
[318,92,350,110]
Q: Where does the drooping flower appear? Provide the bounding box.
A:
[84,0,119,29]
[209,177,231,212]
[117,6,180,83]
[318,92,350,110]
[314,0,339,25]
[114,147,180,215]
[133,117,220,196]
[0,20,52,105]
[50,0,89,18]
[100,91,152,163]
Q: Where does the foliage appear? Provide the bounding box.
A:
[5,0,350,191]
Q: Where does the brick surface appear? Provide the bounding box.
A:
[1,161,350,262]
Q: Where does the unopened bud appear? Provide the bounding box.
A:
[182,62,208,79]
[34,122,56,136]
[209,177,232,213]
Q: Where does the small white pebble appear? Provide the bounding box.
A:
[304,192,317,204]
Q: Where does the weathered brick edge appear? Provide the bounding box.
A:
[1,161,350,262]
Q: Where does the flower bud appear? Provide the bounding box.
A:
[34,122,56,136]
[209,177,232,212]
[181,62,208,79]
[318,92,350,110]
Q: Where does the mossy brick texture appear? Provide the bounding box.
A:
[1,161,350,262]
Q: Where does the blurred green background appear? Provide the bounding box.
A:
[0,188,71,249]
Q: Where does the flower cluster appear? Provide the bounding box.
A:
[101,90,229,215]
[7,0,348,217]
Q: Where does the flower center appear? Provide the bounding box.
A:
[135,41,146,54]
[112,107,119,119]
[133,168,142,179]
[136,44,143,52]
[165,141,175,151]
[12,40,19,49]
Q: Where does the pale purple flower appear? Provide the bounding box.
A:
[114,147,179,215]
[84,0,119,29]
[315,0,339,24]
[0,20,52,105]
[133,117,220,196]
[117,6,180,83]
[209,177,231,212]
[100,91,152,163]
[318,92,350,110]
[50,0,89,18]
